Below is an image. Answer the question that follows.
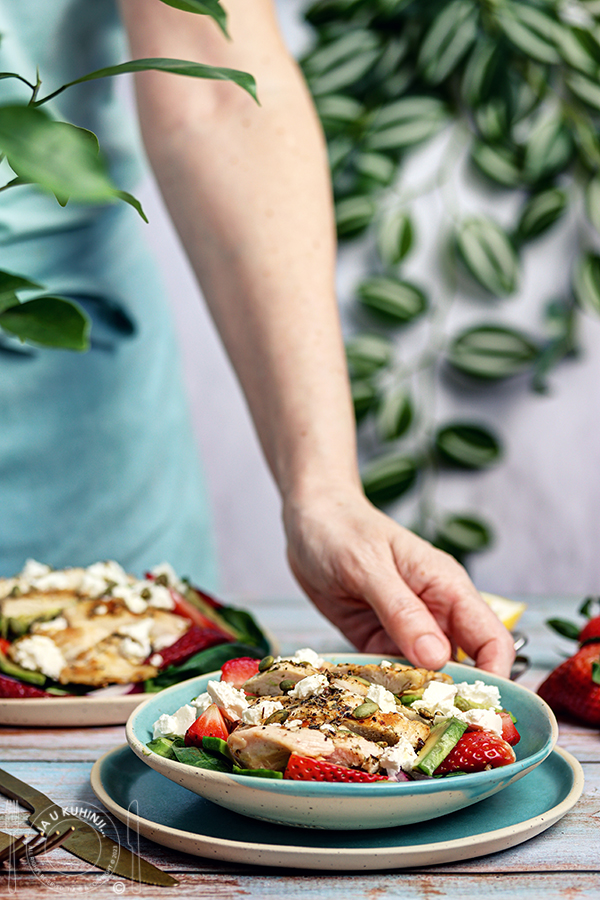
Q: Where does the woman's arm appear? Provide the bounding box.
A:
[118,0,515,675]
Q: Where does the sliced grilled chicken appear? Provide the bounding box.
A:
[242,661,320,696]
[326,662,452,695]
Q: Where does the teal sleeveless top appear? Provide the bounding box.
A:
[0,0,219,588]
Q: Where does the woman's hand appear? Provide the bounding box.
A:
[284,487,515,678]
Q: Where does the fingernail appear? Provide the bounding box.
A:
[414,633,449,669]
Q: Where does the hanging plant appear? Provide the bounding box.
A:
[300,0,600,563]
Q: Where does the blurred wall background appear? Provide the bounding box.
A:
[132,1,600,600]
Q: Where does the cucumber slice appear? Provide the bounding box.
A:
[413,717,467,776]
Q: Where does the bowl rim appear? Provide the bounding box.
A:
[126,654,558,795]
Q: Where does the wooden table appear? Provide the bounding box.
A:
[0,594,598,899]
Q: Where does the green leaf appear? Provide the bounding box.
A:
[496,3,560,64]
[455,217,519,295]
[216,607,270,654]
[335,194,377,238]
[471,141,522,187]
[355,152,397,190]
[351,378,378,421]
[346,333,394,376]
[474,99,510,144]
[417,0,479,85]
[433,514,492,557]
[523,112,573,184]
[517,188,568,241]
[358,276,427,324]
[545,617,580,641]
[0,297,90,350]
[302,30,382,95]
[361,452,418,506]
[448,325,539,379]
[461,38,503,107]
[114,190,148,224]
[435,423,502,469]
[572,252,600,317]
[304,0,367,26]
[579,596,600,618]
[314,93,364,134]
[377,209,414,266]
[566,70,600,111]
[585,175,600,233]
[0,106,118,203]
[158,0,228,36]
[38,58,257,105]
[572,116,600,169]
[0,270,42,311]
[376,388,413,441]
[555,24,600,75]
[365,96,449,153]
[172,745,231,772]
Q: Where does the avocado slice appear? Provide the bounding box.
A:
[0,650,46,686]
[0,593,76,638]
[413,717,467,776]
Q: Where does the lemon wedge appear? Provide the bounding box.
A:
[455,592,527,662]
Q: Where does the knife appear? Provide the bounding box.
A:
[0,767,177,886]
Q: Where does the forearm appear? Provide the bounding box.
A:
[120,0,361,504]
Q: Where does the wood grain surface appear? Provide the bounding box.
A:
[0,594,598,899]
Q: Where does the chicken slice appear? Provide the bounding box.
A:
[327,662,451,695]
[227,724,382,772]
[242,661,320,696]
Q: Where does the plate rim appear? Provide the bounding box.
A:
[0,692,145,727]
[90,744,583,871]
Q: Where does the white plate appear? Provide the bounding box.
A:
[0,692,146,728]
[91,744,583,871]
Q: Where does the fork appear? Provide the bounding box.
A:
[0,827,74,867]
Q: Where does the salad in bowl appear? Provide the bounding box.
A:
[127,650,558,829]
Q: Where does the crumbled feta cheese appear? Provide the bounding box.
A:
[366,683,397,713]
[28,569,83,593]
[111,585,148,614]
[34,616,68,633]
[288,673,328,699]
[242,699,284,725]
[380,659,393,668]
[460,708,503,735]
[21,559,51,579]
[93,604,108,616]
[12,635,66,680]
[319,723,336,734]
[286,719,304,730]
[152,704,197,739]
[291,648,325,668]
[80,560,131,596]
[151,630,181,652]
[455,680,501,709]
[146,583,174,610]
[191,691,212,714]
[150,562,187,593]
[118,619,154,660]
[149,653,163,667]
[379,737,418,775]
[412,681,458,717]
[207,680,249,718]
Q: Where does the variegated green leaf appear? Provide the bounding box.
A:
[566,70,600,111]
[365,96,449,153]
[376,388,413,441]
[303,30,379,78]
[355,152,397,189]
[554,23,600,74]
[433,514,492,556]
[435,422,502,469]
[346,333,394,376]
[572,252,600,316]
[335,195,377,237]
[572,116,600,169]
[585,175,600,233]
[455,218,519,295]
[358,276,427,323]
[473,100,509,143]
[471,141,521,187]
[377,209,414,266]
[351,378,378,421]
[448,325,539,379]
[417,0,479,86]
[461,38,503,107]
[314,93,364,134]
[517,187,568,241]
[523,112,573,183]
[496,3,560,64]
[304,0,367,26]
[361,452,418,506]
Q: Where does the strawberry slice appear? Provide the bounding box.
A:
[434,731,516,775]
[185,703,229,745]
[0,638,11,655]
[148,624,231,669]
[0,674,53,699]
[284,754,389,783]
[499,710,520,746]
[220,657,260,688]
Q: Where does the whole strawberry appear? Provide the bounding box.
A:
[547,595,600,644]
[537,643,600,727]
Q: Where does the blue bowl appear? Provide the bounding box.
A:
[126,655,558,830]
